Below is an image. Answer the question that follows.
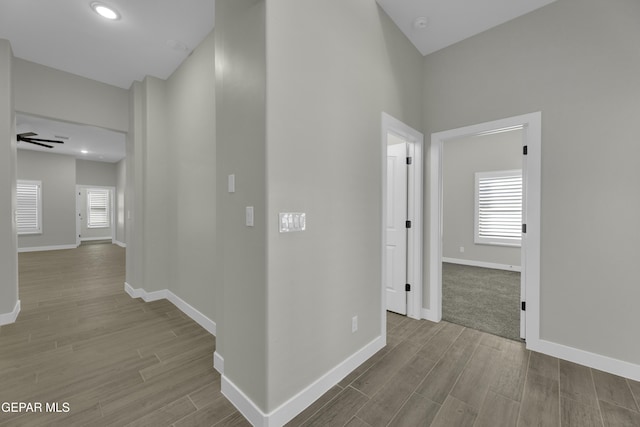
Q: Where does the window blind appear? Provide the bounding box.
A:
[475,170,522,246]
[16,181,42,234]
[88,189,110,228]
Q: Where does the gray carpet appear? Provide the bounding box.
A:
[442,262,521,341]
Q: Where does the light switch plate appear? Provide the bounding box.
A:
[228,174,235,193]
[246,206,254,227]
[279,213,306,233]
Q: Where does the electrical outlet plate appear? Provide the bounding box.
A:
[279,213,306,233]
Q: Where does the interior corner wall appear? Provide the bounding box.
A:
[139,76,173,294]
[442,130,522,267]
[264,1,423,411]
[422,0,640,365]
[17,150,76,250]
[126,81,144,291]
[165,30,217,322]
[0,39,18,316]
[215,0,268,411]
[116,158,126,245]
[12,58,129,133]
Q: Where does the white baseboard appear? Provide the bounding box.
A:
[18,244,77,253]
[420,302,640,382]
[124,283,216,336]
[220,336,385,427]
[442,257,521,272]
[214,351,224,374]
[421,308,440,323]
[528,338,640,382]
[114,240,127,248]
[80,237,112,242]
[0,300,21,326]
[166,291,216,336]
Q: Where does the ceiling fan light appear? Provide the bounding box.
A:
[91,2,120,20]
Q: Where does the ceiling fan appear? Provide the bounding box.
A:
[17,132,64,149]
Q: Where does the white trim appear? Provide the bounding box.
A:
[430,112,541,344]
[528,339,640,382]
[113,240,127,248]
[76,185,116,243]
[442,257,521,272]
[381,113,424,320]
[0,300,21,326]
[220,336,385,427]
[214,351,224,373]
[80,236,113,242]
[18,244,77,253]
[123,283,216,336]
[166,291,216,336]
[421,308,440,323]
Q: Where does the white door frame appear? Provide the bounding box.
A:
[76,185,117,243]
[428,112,541,342]
[381,113,424,322]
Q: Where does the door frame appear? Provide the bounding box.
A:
[381,113,424,322]
[76,185,117,244]
[428,112,541,341]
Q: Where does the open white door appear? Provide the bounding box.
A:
[386,142,408,315]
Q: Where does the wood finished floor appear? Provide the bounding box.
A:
[1,244,247,427]
[2,244,639,426]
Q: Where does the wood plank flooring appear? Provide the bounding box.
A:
[290,314,640,427]
[1,244,248,427]
[2,244,639,426]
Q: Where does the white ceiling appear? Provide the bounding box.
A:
[0,0,215,90]
[3,1,556,162]
[376,0,558,56]
[17,114,126,163]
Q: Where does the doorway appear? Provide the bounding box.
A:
[76,185,116,246]
[429,112,541,341]
[441,128,523,340]
[381,113,423,320]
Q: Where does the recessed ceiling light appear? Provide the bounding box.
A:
[81,150,89,154]
[91,2,120,20]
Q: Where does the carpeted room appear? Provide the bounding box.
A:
[441,128,523,341]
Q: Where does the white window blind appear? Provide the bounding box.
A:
[87,189,110,228]
[475,170,522,247]
[16,180,42,235]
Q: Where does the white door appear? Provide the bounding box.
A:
[386,141,408,315]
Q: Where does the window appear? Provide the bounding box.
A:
[87,189,110,228]
[475,169,522,247]
[16,180,42,235]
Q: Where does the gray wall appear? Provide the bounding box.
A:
[166,31,217,322]
[116,158,126,245]
[13,58,128,133]
[0,39,18,316]
[215,0,268,410]
[76,159,117,187]
[17,150,76,249]
[264,0,423,411]
[443,130,522,267]
[422,0,640,364]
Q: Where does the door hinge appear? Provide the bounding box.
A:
[405,284,411,292]
[522,224,527,234]
[405,220,412,228]
[406,157,412,165]
[523,145,528,155]
[521,301,526,311]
